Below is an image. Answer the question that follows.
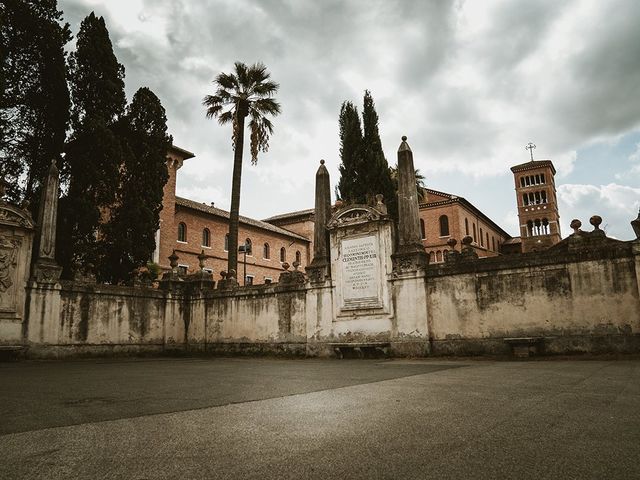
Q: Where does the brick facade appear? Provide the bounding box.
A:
[418,189,510,263]
[510,160,561,253]
[156,146,310,284]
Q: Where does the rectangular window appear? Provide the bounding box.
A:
[177,264,188,275]
[264,277,273,284]
[245,275,254,286]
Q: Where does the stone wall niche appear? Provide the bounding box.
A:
[0,202,34,344]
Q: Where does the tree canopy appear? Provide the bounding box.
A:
[101,87,171,283]
[0,0,71,207]
[58,11,126,278]
[336,91,396,218]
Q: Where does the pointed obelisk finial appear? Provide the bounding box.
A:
[307,159,332,282]
[392,136,428,271]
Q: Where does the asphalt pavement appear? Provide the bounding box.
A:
[1,357,639,479]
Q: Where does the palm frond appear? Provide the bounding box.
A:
[234,62,249,91]
[218,110,234,125]
[250,98,281,116]
[215,72,238,91]
[252,80,279,97]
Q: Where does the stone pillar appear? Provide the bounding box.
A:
[32,160,62,282]
[306,159,332,283]
[392,136,428,271]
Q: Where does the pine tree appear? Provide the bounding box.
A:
[336,101,364,202]
[0,0,71,207]
[58,12,126,277]
[101,88,171,283]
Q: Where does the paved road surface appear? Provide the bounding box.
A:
[1,357,639,479]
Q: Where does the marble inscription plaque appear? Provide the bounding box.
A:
[340,235,380,308]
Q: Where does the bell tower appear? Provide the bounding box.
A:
[510,144,561,253]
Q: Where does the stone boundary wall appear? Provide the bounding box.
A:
[19,238,640,359]
[426,243,640,355]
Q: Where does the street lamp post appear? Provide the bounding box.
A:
[238,241,252,286]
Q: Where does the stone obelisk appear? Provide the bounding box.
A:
[306,159,332,282]
[392,136,428,271]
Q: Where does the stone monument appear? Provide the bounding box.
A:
[0,180,35,345]
[327,198,394,318]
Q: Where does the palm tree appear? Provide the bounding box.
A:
[390,166,427,201]
[203,62,280,278]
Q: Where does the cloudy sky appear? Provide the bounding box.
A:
[58,0,640,239]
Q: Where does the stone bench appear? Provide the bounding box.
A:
[0,345,28,361]
[329,342,390,359]
[503,337,545,358]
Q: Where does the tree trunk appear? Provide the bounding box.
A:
[227,103,247,278]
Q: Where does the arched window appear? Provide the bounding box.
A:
[465,218,469,236]
[224,233,229,251]
[527,220,534,237]
[420,219,426,239]
[523,194,528,206]
[480,228,484,246]
[486,232,489,248]
[263,243,270,259]
[178,222,187,242]
[436,250,442,263]
[429,251,435,263]
[520,177,525,188]
[202,228,210,247]
[541,173,546,184]
[280,247,286,263]
[245,238,252,256]
[542,218,549,235]
[439,215,449,237]
[295,250,301,264]
[541,190,547,203]
[472,223,477,242]
[492,236,496,252]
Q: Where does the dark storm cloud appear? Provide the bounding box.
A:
[56,0,640,237]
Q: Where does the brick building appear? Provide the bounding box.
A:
[154,146,310,285]
[417,188,511,263]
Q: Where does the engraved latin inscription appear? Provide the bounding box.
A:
[341,235,380,308]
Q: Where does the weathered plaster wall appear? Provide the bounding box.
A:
[19,239,640,358]
[427,253,640,354]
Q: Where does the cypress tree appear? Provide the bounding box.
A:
[58,12,126,277]
[101,88,171,283]
[0,0,71,206]
[336,91,397,218]
[336,101,364,202]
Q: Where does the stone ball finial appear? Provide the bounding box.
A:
[589,215,602,230]
[320,159,325,165]
[402,135,407,142]
[461,235,473,246]
[335,199,344,209]
[168,250,179,269]
[220,270,227,279]
[292,260,300,271]
[570,219,582,234]
[447,238,458,249]
[227,269,237,279]
[282,262,290,271]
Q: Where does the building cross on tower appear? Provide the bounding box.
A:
[525,142,536,161]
